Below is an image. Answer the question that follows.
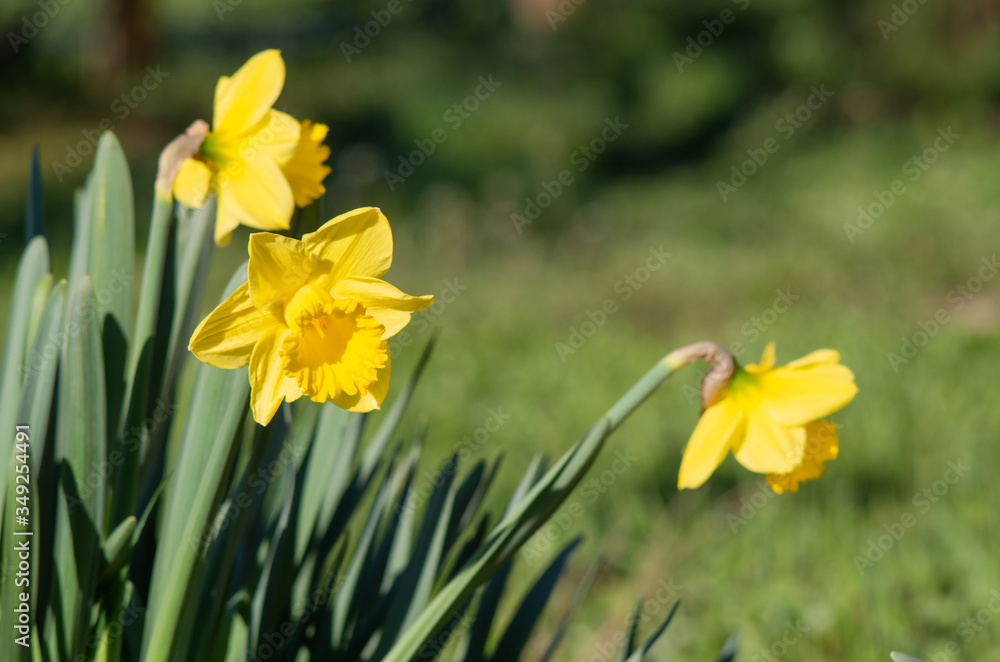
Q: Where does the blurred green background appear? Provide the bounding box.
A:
[2,0,1000,659]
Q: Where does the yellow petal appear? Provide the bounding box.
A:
[733,412,805,474]
[249,325,300,426]
[744,341,776,374]
[678,395,745,489]
[302,207,393,281]
[767,421,839,493]
[215,147,295,235]
[757,363,858,426]
[214,75,232,120]
[329,354,391,413]
[785,348,840,368]
[214,195,243,246]
[247,233,316,309]
[173,158,212,209]
[331,277,433,339]
[214,50,285,136]
[189,282,276,369]
[282,120,331,207]
[259,110,301,165]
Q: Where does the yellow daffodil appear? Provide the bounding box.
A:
[172,50,331,245]
[677,342,857,490]
[188,207,433,425]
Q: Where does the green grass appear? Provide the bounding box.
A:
[3,125,999,660]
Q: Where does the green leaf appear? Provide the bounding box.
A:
[84,132,135,345]
[716,630,739,662]
[25,144,45,242]
[489,537,582,661]
[373,455,459,659]
[100,516,138,584]
[15,281,66,633]
[0,236,50,500]
[621,599,643,661]
[113,191,174,524]
[46,277,108,660]
[890,653,927,662]
[622,601,679,662]
[323,450,403,652]
[539,555,603,662]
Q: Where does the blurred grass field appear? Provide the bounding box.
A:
[3,0,1000,658]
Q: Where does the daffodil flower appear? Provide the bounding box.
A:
[677,342,857,489]
[189,207,433,425]
[172,49,330,245]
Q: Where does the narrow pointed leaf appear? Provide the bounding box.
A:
[25,144,45,242]
[490,537,583,661]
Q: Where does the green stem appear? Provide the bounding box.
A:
[112,190,172,524]
[123,190,173,404]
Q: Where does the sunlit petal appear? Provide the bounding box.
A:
[189,282,277,369]
[678,395,745,489]
[331,276,434,339]
[302,207,393,280]
[214,49,286,135]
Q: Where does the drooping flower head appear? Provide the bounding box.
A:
[172,50,331,245]
[189,207,433,425]
[677,342,857,490]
